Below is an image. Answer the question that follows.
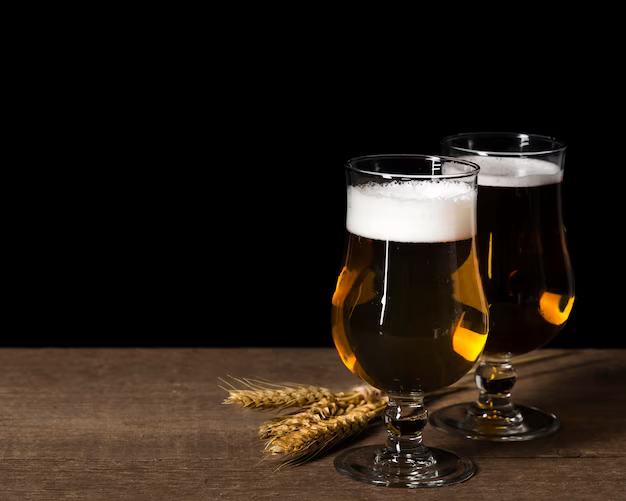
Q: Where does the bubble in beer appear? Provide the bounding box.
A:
[346,180,476,243]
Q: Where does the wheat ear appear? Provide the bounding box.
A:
[259,397,366,439]
[220,376,383,411]
[220,376,335,409]
[264,400,387,467]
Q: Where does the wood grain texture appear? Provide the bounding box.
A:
[0,348,624,500]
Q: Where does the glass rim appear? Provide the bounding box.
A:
[345,154,480,179]
[441,132,567,157]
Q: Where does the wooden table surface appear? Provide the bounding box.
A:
[0,348,624,500]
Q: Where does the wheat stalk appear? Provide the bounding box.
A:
[220,377,388,467]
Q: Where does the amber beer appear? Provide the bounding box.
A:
[332,180,488,394]
[468,156,575,355]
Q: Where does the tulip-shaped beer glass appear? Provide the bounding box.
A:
[332,155,488,487]
[430,133,575,441]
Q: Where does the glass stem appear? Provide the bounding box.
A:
[470,355,523,425]
[375,394,435,471]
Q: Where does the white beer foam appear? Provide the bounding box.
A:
[459,156,562,187]
[347,180,476,243]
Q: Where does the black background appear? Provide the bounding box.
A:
[9,45,621,349]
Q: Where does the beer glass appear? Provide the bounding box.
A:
[430,132,575,441]
[332,155,488,487]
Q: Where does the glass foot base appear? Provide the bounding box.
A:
[334,444,474,488]
[430,403,560,441]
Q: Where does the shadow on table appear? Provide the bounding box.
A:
[431,354,626,459]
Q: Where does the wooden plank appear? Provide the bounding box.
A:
[0,457,623,500]
[0,348,623,499]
